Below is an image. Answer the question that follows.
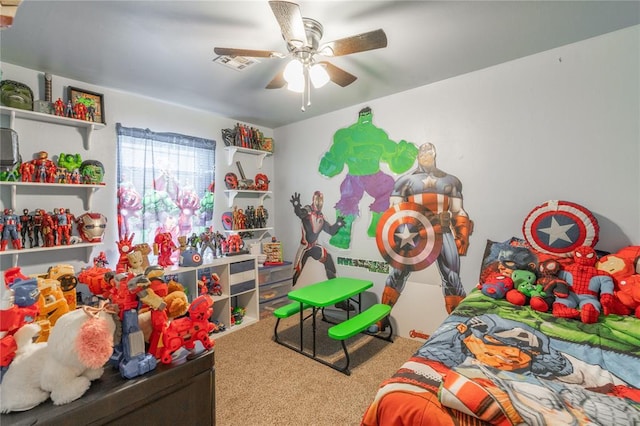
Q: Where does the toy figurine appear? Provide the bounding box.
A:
[19,209,33,248]
[153,232,178,267]
[18,161,34,182]
[1,208,22,251]
[31,151,57,183]
[31,209,44,247]
[199,227,217,259]
[104,273,160,379]
[54,98,65,116]
[54,207,71,245]
[41,210,56,247]
[155,295,215,364]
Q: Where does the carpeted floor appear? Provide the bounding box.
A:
[214,313,422,426]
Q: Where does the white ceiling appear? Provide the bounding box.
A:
[1,1,638,129]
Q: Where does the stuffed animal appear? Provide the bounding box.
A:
[476,274,513,299]
[0,305,116,412]
[554,246,615,323]
[617,275,640,318]
[529,259,570,313]
[505,270,540,306]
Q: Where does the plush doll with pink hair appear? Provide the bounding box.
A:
[0,305,116,412]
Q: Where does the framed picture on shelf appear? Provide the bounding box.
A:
[67,86,105,124]
[262,137,273,153]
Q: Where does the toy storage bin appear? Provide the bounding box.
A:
[258,279,292,303]
[259,295,290,319]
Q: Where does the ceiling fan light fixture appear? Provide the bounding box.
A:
[310,63,330,88]
[283,59,303,82]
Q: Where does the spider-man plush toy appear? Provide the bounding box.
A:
[554,246,615,323]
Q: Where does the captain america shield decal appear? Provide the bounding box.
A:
[522,200,599,257]
[376,202,442,271]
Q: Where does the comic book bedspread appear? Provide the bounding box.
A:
[362,290,640,426]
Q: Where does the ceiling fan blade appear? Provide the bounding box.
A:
[214,47,285,58]
[319,29,387,57]
[266,70,286,89]
[320,61,357,87]
[269,1,308,48]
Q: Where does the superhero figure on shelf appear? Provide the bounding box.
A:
[154,232,178,267]
[318,107,418,248]
[375,143,473,332]
[54,207,71,245]
[1,208,23,251]
[19,209,33,248]
[31,209,44,247]
[290,191,347,305]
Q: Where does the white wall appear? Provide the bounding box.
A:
[273,26,640,336]
[0,62,273,277]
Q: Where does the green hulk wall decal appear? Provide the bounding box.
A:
[318,107,418,249]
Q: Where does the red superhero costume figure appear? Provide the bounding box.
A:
[554,246,615,323]
[116,233,136,273]
[19,161,34,182]
[154,232,178,267]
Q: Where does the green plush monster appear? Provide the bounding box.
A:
[0,80,33,111]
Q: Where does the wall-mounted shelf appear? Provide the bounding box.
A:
[223,227,273,241]
[223,189,271,207]
[0,106,106,150]
[0,242,102,268]
[223,146,272,168]
[0,181,105,211]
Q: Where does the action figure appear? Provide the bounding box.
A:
[54,207,71,245]
[290,191,345,296]
[376,143,473,331]
[31,209,44,247]
[1,209,22,251]
[154,232,178,267]
[318,107,418,248]
[19,209,33,248]
[18,161,34,182]
[199,227,217,259]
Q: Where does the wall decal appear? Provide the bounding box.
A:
[290,191,345,287]
[318,107,418,249]
[336,256,389,274]
[375,142,473,331]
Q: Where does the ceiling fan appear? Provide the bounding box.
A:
[214,0,387,111]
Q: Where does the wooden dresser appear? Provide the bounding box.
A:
[1,349,215,426]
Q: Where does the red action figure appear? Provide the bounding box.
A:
[154,232,178,267]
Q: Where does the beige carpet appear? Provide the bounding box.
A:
[214,313,422,426]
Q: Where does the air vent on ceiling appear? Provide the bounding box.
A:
[213,55,261,72]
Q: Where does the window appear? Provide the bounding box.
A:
[116,124,215,252]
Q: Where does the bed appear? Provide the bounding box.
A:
[361,290,640,425]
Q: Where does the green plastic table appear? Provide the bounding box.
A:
[276,277,374,374]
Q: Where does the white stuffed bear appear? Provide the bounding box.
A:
[0,305,116,413]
